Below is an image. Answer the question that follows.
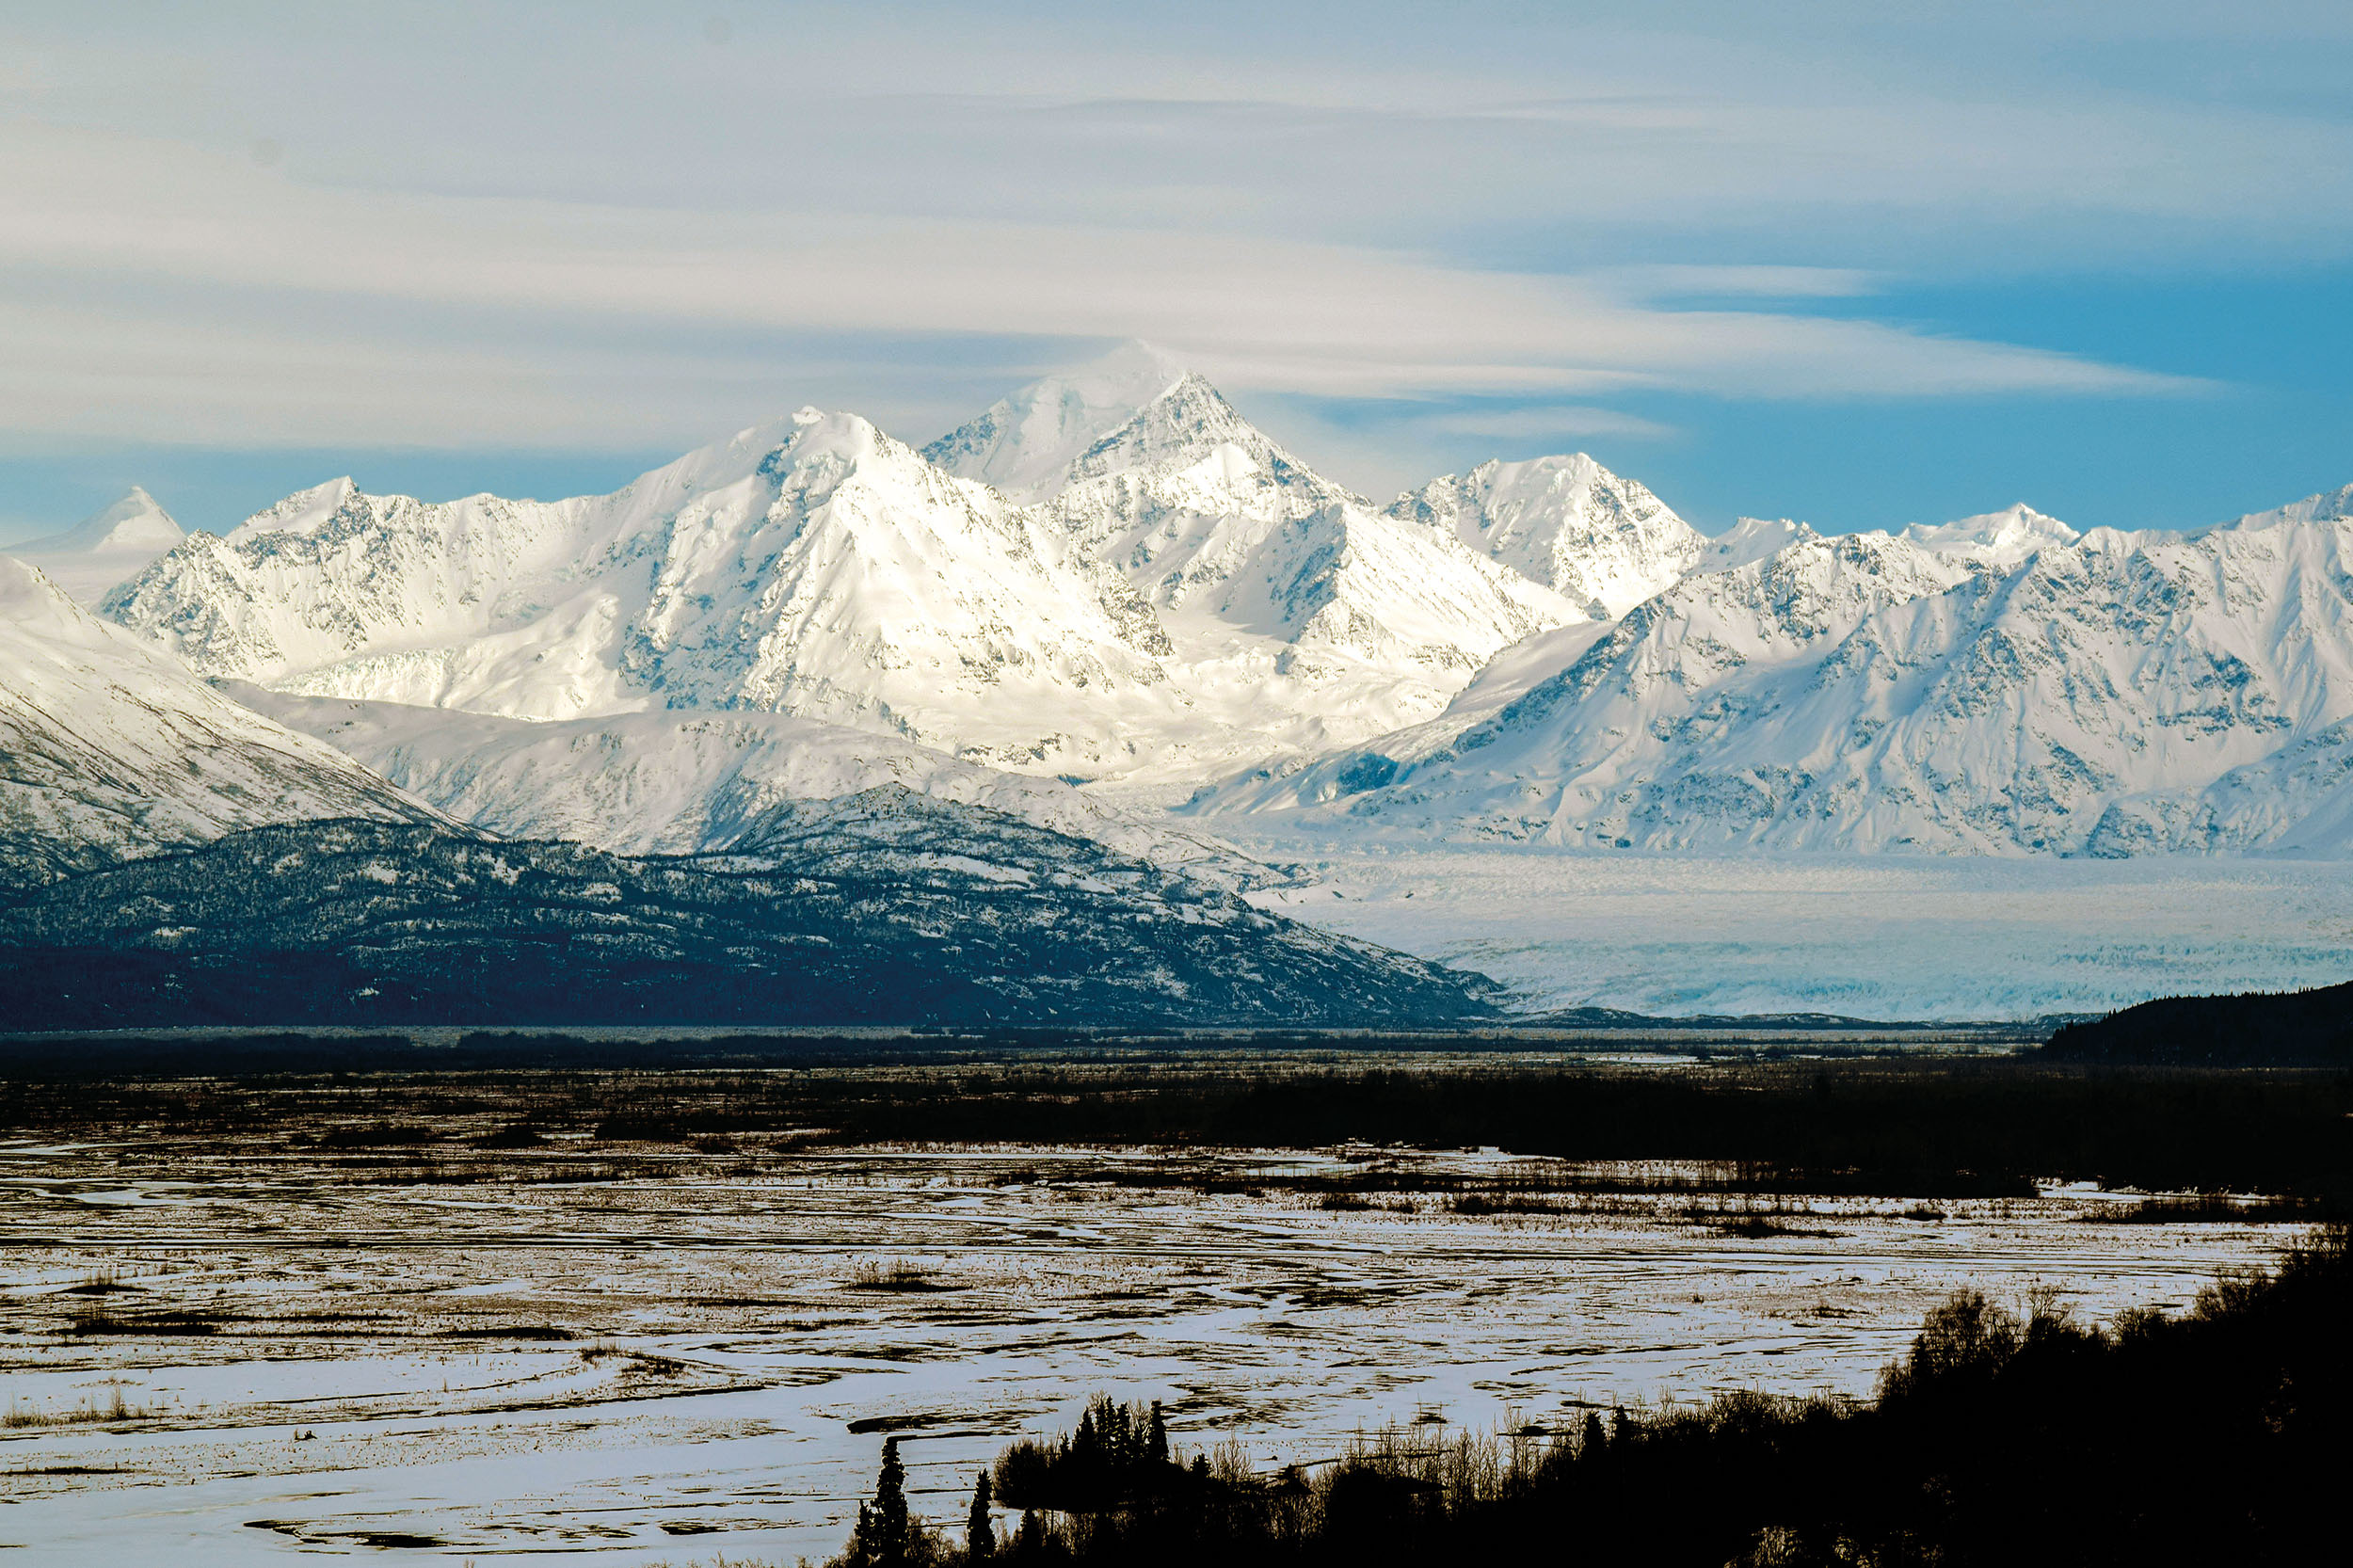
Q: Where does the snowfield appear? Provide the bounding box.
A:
[0,1134,2290,1566]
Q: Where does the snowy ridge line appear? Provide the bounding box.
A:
[229,686,1293,890]
[0,556,443,894]
[17,335,2353,859]
[92,344,1671,799]
[1195,484,2353,857]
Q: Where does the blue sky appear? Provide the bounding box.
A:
[1,1,2348,540]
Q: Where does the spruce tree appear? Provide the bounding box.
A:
[871,1436,910,1566]
[968,1471,996,1559]
[1147,1400,1169,1466]
[848,1502,877,1568]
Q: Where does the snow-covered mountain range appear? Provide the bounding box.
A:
[100,346,1602,795]
[1201,487,2353,856]
[10,339,2353,867]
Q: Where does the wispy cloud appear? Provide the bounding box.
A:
[0,116,2207,453]
[0,2,2329,459]
[1426,407,1678,442]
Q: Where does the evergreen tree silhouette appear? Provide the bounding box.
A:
[861,1436,908,1566]
[968,1470,996,1559]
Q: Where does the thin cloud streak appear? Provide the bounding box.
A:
[1426,408,1679,442]
[0,119,2203,453]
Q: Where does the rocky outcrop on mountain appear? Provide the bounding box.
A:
[0,805,1496,1029]
[0,557,439,894]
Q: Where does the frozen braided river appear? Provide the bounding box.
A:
[0,1134,2295,1564]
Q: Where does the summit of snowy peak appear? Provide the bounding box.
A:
[232,477,360,538]
[7,488,188,605]
[924,341,1196,502]
[1057,339,1193,408]
[19,486,185,556]
[1899,504,2079,566]
[1061,371,1361,510]
[1387,453,1703,616]
[1699,518,1817,573]
[2220,483,2353,535]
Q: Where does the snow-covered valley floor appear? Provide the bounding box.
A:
[1233,834,2353,1018]
[1,1135,2294,1564]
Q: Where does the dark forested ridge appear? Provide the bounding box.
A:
[840,1229,2350,1568]
[0,810,1494,1029]
[2042,979,2353,1065]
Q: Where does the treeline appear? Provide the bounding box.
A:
[7,1058,2348,1197]
[2044,978,2353,1065]
[836,1227,2349,1567]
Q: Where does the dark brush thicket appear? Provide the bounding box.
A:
[837,1229,2349,1568]
[2043,978,2353,1065]
[1,1058,2346,1197]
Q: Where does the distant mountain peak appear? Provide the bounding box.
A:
[5,487,188,605]
[1899,503,2078,566]
[17,486,184,556]
[924,341,1201,502]
[1700,518,1818,574]
[1388,450,1701,618]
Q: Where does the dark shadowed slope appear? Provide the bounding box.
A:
[0,795,1496,1029]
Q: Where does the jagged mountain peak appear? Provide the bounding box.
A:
[1899,503,2079,566]
[1062,370,1360,511]
[1700,518,1818,573]
[923,340,1198,502]
[237,476,360,537]
[1386,452,1701,618]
